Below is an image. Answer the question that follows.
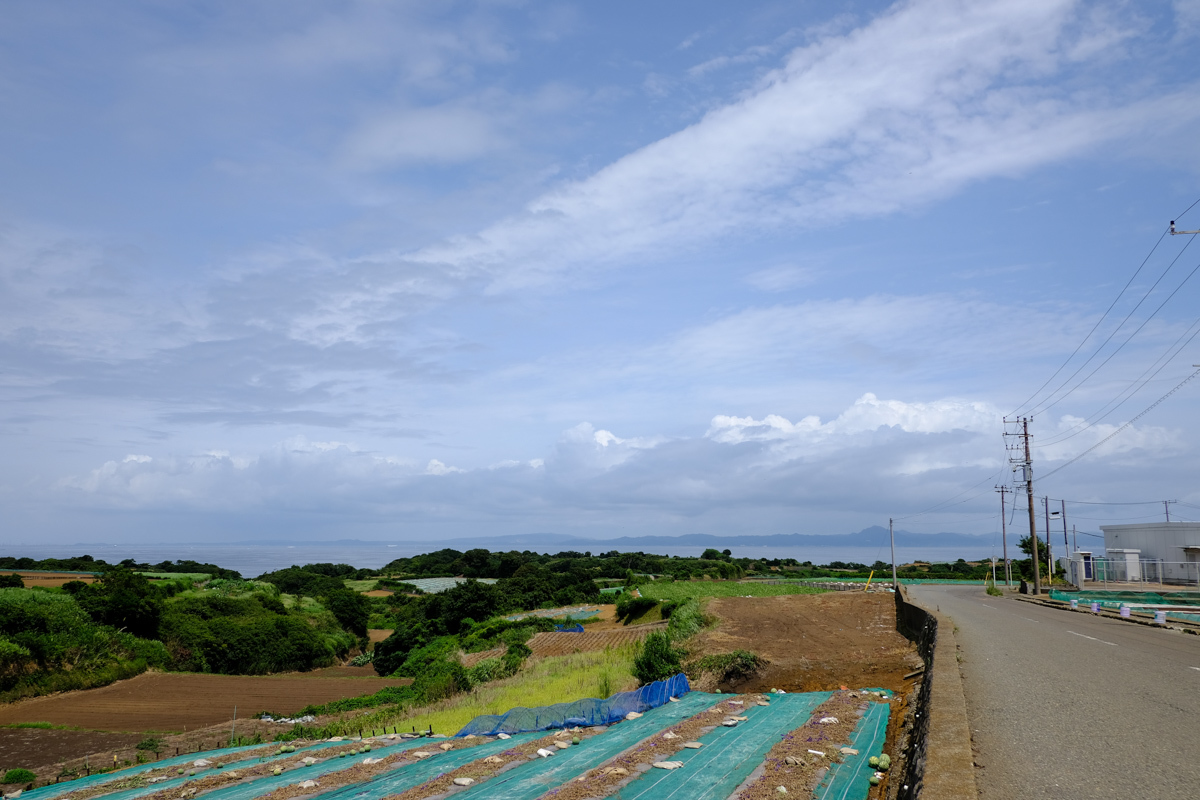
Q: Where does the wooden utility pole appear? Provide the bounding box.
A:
[1023,418,1041,594]
[998,486,1011,586]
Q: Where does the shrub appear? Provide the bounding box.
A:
[3,769,36,784]
[689,650,766,684]
[632,631,682,686]
[136,737,162,753]
[664,599,707,642]
[0,575,24,589]
[615,592,657,624]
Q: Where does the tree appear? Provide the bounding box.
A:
[632,632,682,686]
[75,568,162,639]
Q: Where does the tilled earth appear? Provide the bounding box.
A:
[693,592,920,693]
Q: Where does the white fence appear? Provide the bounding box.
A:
[1065,556,1200,588]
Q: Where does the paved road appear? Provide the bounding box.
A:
[908,584,1200,800]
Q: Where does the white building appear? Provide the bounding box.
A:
[1097,522,1200,585]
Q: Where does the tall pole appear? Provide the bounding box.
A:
[889,517,898,589]
[1044,495,1054,581]
[1024,418,1042,594]
[1166,500,1171,522]
[999,486,1011,586]
[1061,499,1069,560]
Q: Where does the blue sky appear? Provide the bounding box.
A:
[3,0,1200,545]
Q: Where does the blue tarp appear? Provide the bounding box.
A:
[553,623,585,632]
[455,673,691,736]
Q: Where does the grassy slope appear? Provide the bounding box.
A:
[327,645,640,737]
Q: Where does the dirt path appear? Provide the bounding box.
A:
[695,592,919,693]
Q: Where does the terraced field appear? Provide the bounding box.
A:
[460,623,665,667]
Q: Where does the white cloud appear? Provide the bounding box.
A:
[405,0,1199,290]
[425,458,464,476]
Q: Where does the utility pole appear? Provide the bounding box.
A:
[1061,499,1068,560]
[1044,495,1054,582]
[997,486,1012,586]
[1165,500,1174,522]
[889,518,898,589]
[1004,417,1041,594]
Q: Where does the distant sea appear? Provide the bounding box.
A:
[0,532,1016,577]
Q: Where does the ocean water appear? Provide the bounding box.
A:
[0,541,998,577]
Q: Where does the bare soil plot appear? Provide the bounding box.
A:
[694,592,920,693]
[460,623,664,667]
[0,572,97,588]
[0,671,413,734]
[368,629,393,643]
[363,590,393,597]
[0,728,142,771]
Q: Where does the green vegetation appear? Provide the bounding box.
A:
[688,650,766,684]
[0,587,168,702]
[638,581,826,601]
[3,769,36,785]
[0,575,24,589]
[288,645,639,739]
[631,631,683,685]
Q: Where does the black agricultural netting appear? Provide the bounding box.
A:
[455,673,690,736]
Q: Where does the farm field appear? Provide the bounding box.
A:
[695,591,920,693]
[0,571,98,588]
[0,671,413,734]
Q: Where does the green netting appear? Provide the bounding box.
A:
[612,690,832,800]
[312,733,541,800]
[452,690,718,800]
[24,744,269,800]
[456,673,690,736]
[1049,589,1200,606]
[67,740,362,800]
[191,737,454,800]
[814,701,889,800]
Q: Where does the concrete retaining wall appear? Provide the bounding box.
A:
[893,586,977,800]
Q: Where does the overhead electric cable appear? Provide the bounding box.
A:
[1039,367,1200,482]
[1029,237,1196,417]
[1008,228,1169,416]
[1039,316,1200,446]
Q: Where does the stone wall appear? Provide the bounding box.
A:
[893,586,977,800]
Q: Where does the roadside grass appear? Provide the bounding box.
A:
[324,644,639,737]
[639,581,827,601]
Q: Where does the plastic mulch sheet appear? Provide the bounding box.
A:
[613,691,833,800]
[24,743,269,800]
[455,673,690,736]
[311,733,541,800]
[813,701,890,800]
[66,739,363,800]
[452,690,719,800]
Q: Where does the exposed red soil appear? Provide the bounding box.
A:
[363,590,393,597]
[368,629,394,643]
[0,671,413,733]
[694,593,920,693]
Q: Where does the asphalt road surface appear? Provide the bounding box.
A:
[908,584,1200,800]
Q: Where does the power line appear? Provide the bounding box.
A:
[1030,239,1197,417]
[1008,228,1170,417]
[1039,367,1200,482]
[1039,315,1200,447]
